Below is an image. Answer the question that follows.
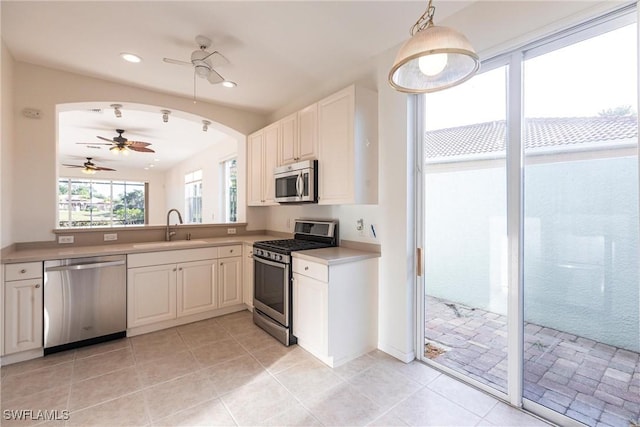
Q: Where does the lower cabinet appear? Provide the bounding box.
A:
[4,262,43,355]
[4,278,43,354]
[177,259,217,317]
[127,246,243,330]
[218,257,242,308]
[292,256,378,368]
[127,264,178,327]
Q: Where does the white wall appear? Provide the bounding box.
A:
[1,41,14,249]
[164,137,239,224]
[8,62,267,243]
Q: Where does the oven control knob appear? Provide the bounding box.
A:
[277,255,282,261]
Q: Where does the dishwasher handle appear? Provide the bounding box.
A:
[45,260,125,272]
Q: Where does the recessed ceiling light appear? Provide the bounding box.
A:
[120,53,142,63]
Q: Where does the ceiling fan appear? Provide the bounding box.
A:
[62,157,116,175]
[77,129,155,155]
[163,35,237,89]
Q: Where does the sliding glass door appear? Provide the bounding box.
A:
[423,65,509,395]
[522,20,638,426]
[418,6,639,426]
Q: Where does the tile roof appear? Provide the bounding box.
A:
[425,116,638,159]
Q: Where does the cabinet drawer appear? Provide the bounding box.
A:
[293,258,328,282]
[5,262,42,281]
[219,245,242,258]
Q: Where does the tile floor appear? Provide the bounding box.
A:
[1,310,551,427]
[425,296,640,427]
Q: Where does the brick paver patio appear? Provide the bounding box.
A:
[425,296,640,427]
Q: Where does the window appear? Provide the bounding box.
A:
[184,170,203,223]
[222,158,237,222]
[58,178,146,228]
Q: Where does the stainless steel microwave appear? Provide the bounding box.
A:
[274,159,317,203]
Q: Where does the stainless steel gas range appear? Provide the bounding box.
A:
[253,219,338,346]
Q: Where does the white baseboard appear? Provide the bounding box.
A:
[377,342,416,363]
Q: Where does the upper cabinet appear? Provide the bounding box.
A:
[248,84,377,207]
[247,124,279,206]
[318,85,378,205]
[279,104,318,165]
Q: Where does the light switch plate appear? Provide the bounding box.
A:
[58,236,74,244]
[103,233,118,241]
[227,228,237,234]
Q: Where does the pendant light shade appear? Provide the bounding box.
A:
[389,1,479,93]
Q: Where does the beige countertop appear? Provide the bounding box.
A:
[2,236,381,265]
[1,234,278,263]
[292,246,380,266]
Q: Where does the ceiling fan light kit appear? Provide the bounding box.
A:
[389,0,479,93]
[202,120,211,132]
[161,110,171,123]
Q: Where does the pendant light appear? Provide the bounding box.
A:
[389,0,479,93]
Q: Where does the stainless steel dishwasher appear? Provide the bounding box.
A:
[44,254,126,354]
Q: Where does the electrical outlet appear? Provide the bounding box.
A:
[227,228,237,235]
[356,219,364,231]
[103,233,118,241]
[58,235,74,244]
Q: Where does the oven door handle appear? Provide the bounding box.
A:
[252,255,287,269]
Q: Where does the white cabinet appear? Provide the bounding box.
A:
[242,244,254,310]
[4,262,43,354]
[292,256,378,368]
[247,124,278,206]
[177,260,217,317]
[218,257,242,308]
[279,112,298,165]
[292,272,327,355]
[279,104,318,165]
[317,85,378,205]
[127,246,243,332]
[128,264,177,327]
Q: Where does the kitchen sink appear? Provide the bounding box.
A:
[132,240,208,249]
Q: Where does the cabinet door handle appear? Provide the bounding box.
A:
[173,268,177,272]
[35,284,40,288]
[230,249,234,253]
[178,267,182,271]
[20,269,27,274]
[220,262,224,266]
[304,266,309,271]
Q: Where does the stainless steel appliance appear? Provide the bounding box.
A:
[253,219,338,345]
[44,255,126,354]
[274,159,318,203]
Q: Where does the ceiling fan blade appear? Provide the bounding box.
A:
[126,141,152,147]
[62,164,84,168]
[77,142,112,146]
[207,69,224,84]
[163,58,192,66]
[208,51,230,67]
[129,146,155,153]
[95,166,116,171]
[97,136,115,142]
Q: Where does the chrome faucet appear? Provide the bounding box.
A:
[165,209,183,241]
